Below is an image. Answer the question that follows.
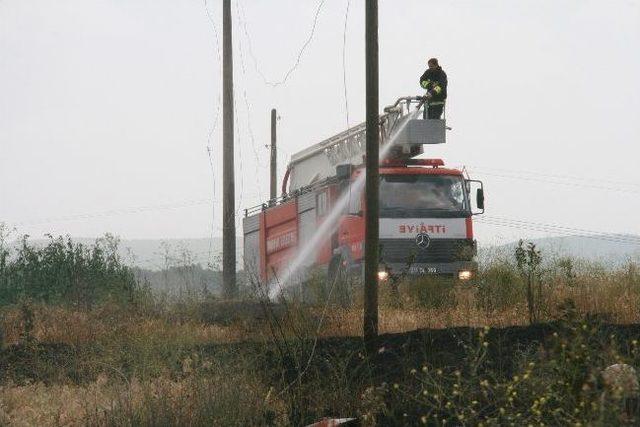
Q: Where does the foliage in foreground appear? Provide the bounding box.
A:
[0,228,141,306]
[1,299,639,425]
[0,233,639,425]
[363,309,640,425]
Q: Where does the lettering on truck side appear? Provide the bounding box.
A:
[266,231,297,254]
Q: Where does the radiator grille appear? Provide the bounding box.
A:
[379,238,475,264]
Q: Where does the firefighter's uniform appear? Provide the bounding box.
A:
[419,66,448,119]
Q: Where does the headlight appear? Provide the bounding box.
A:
[458,270,473,281]
[377,270,389,281]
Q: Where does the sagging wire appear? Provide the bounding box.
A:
[342,0,351,128]
[476,216,640,246]
[234,0,266,203]
[236,0,327,88]
[203,0,224,257]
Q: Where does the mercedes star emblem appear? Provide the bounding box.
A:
[415,233,431,249]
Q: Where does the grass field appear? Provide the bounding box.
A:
[1,236,639,425]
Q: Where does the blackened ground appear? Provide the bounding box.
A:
[245,322,640,384]
[2,315,639,425]
[3,320,638,385]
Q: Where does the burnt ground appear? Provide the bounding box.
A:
[1,317,640,425]
[203,320,640,425]
[2,320,640,385]
[2,312,640,427]
[244,321,640,384]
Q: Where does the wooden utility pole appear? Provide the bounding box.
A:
[222,0,237,298]
[270,108,277,200]
[363,0,379,341]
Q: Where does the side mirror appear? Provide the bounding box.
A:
[476,188,485,210]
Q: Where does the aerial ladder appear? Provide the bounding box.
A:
[282,97,447,194]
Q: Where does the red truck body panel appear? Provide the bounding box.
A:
[260,200,298,282]
[246,161,476,283]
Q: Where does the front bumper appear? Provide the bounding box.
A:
[383,260,478,279]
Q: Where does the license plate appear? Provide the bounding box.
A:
[409,266,438,274]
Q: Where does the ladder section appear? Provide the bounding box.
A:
[287,96,446,192]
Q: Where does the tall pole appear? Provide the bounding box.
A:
[222,0,237,298]
[363,0,379,341]
[270,108,277,200]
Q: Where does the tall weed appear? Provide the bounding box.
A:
[0,234,140,307]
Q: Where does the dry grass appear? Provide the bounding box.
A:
[2,271,638,346]
[0,260,639,425]
[0,303,249,348]
[0,375,115,426]
[321,306,528,337]
[0,372,284,427]
[319,274,640,336]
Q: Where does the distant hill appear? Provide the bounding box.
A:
[112,237,243,270]
[479,234,640,265]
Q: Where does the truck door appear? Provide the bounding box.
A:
[337,190,364,262]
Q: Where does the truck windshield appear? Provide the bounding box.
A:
[379,174,468,217]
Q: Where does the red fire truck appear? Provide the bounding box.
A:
[243,97,485,290]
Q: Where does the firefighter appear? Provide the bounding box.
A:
[419,58,448,119]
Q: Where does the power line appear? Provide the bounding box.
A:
[342,0,351,128]
[206,146,218,259]
[234,1,267,203]
[203,0,223,260]
[203,2,251,232]
[9,200,235,236]
[11,198,216,228]
[233,100,245,214]
[203,0,222,63]
[206,146,217,202]
[476,215,640,246]
[236,0,327,87]
[478,220,640,246]
[342,0,353,212]
[467,168,640,195]
[479,216,640,243]
[465,164,640,190]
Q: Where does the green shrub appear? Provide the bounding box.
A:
[476,261,523,312]
[0,233,140,307]
[400,276,457,309]
[515,240,544,324]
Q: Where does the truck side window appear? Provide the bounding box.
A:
[348,189,361,215]
[317,191,328,217]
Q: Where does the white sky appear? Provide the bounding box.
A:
[1,0,639,245]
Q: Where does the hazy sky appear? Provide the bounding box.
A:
[1,0,639,245]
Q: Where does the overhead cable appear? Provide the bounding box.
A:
[203,0,223,259]
[464,164,640,192]
[468,168,640,195]
[236,0,327,87]
[234,6,266,204]
[12,199,215,228]
[476,215,640,246]
[342,0,351,128]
